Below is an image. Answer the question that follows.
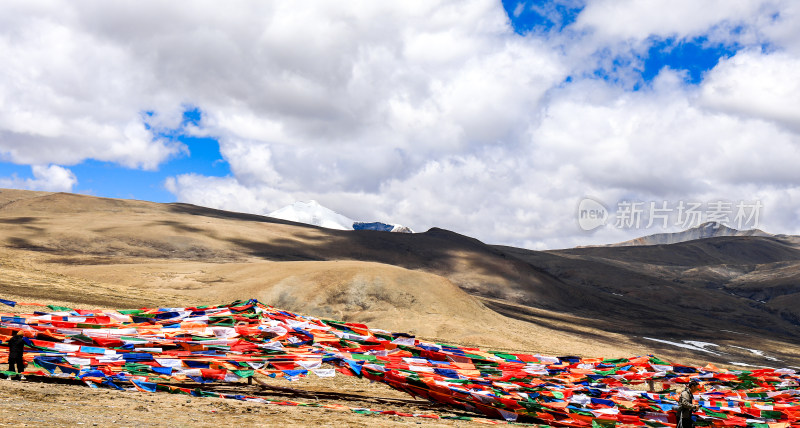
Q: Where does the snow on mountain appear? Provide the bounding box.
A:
[390,224,414,233]
[267,200,354,230]
[268,201,413,233]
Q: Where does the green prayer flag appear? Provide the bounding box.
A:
[592,418,616,428]
[350,353,377,362]
[649,357,670,365]
[232,370,254,378]
[701,407,727,418]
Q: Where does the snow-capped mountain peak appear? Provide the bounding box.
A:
[267,201,413,233]
[267,200,354,230]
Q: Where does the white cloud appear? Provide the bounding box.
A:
[574,0,772,43]
[0,164,77,192]
[0,3,187,169]
[753,1,800,55]
[700,50,800,131]
[164,174,289,215]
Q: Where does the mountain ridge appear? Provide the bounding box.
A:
[604,221,772,247]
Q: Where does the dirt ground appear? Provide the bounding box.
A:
[0,374,509,427]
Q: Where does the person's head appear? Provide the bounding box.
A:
[688,380,700,391]
[10,330,18,337]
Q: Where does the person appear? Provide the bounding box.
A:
[7,330,26,378]
[677,380,700,428]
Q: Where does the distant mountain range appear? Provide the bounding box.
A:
[607,222,772,246]
[267,200,413,233]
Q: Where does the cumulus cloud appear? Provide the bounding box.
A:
[526,70,800,246]
[0,2,187,169]
[700,50,800,131]
[762,2,800,54]
[573,0,773,43]
[164,174,288,214]
[2,0,800,248]
[0,165,77,192]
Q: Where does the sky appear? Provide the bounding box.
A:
[1,0,799,249]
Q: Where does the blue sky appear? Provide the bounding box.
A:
[0,136,228,202]
[1,1,799,249]
[0,109,229,202]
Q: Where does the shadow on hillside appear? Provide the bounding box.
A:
[551,236,800,267]
[0,216,45,233]
[480,298,635,347]
[216,225,537,289]
[4,237,59,253]
[227,235,331,262]
[479,297,800,367]
[154,219,206,234]
[0,216,38,224]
